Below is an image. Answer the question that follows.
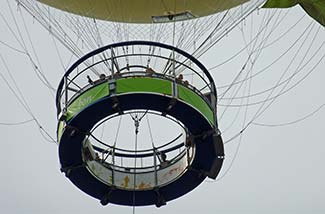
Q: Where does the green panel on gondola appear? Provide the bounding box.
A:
[177,84,214,125]
[67,83,109,120]
[57,121,65,143]
[116,77,172,95]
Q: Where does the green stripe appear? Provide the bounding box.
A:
[57,121,65,143]
[63,77,214,126]
[116,77,214,124]
[116,77,172,95]
[177,85,214,124]
[67,83,109,120]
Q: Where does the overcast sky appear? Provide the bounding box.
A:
[1,1,325,214]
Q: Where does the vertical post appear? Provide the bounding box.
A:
[186,140,190,165]
[112,148,115,186]
[211,86,217,126]
[64,75,68,115]
[171,49,178,99]
[153,149,158,186]
[111,48,114,76]
[185,134,193,165]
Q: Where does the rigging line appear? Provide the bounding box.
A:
[239,8,270,65]
[220,63,319,108]
[0,40,26,54]
[193,1,264,59]
[18,6,44,75]
[218,11,273,117]
[180,11,216,51]
[219,35,272,137]
[75,17,97,50]
[18,8,56,92]
[93,18,104,48]
[224,31,324,144]
[223,55,322,141]
[76,23,98,57]
[252,103,325,127]
[50,23,81,58]
[146,114,155,148]
[67,19,103,75]
[215,100,248,181]
[218,65,247,121]
[0,6,25,50]
[217,19,315,91]
[239,10,274,66]
[208,9,292,71]
[0,54,33,115]
[65,17,91,50]
[185,10,260,73]
[86,18,104,50]
[216,40,255,179]
[219,28,271,134]
[221,39,256,133]
[172,11,230,73]
[100,122,106,141]
[37,124,57,144]
[110,47,121,73]
[7,1,41,66]
[0,8,36,58]
[16,1,84,68]
[219,10,278,105]
[218,81,248,134]
[247,42,325,120]
[218,54,250,101]
[214,130,243,182]
[220,22,322,101]
[0,118,35,126]
[51,35,68,71]
[22,1,87,61]
[220,23,321,108]
[218,46,325,110]
[0,55,57,144]
[193,10,229,55]
[103,115,122,161]
[256,13,304,50]
[132,115,140,214]
[113,116,123,147]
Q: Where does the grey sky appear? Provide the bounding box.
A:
[1,1,324,214]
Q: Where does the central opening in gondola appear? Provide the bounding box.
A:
[87,110,191,170]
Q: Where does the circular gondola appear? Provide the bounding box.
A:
[56,41,224,207]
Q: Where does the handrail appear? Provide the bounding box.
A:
[56,41,217,114]
[61,72,214,117]
[92,140,184,158]
[90,132,184,154]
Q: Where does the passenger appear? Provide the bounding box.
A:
[176,74,183,83]
[87,75,94,85]
[99,73,106,80]
[95,152,101,161]
[159,152,169,168]
[145,67,155,76]
[91,73,107,85]
[113,70,121,78]
[185,137,193,147]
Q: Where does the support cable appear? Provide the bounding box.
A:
[131,115,140,214]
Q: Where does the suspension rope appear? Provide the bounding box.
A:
[131,114,140,214]
[102,115,122,162]
[146,114,155,148]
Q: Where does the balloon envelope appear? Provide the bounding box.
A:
[37,0,250,23]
